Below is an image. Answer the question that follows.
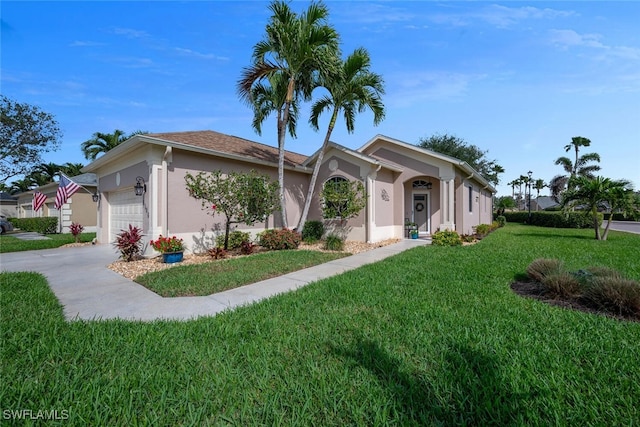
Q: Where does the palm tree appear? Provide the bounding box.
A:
[552,136,601,200]
[30,162,61,183]
[562,175,632,240]
[61,162,85,177]
[297,48,385,232]
[238,0,339,228]
[602,183,635,240]
[81,129,128,161]
[249,72,299,147]
[9,178,33,194]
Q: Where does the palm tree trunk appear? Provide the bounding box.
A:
[277,118,288,229]
[602,213,613,241]
[592,208,601,240]
[297,110,337,233]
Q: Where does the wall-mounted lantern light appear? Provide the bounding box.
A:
[92,193,100,203]
[134,176,146,196]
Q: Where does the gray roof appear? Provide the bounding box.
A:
[67,173,97,186]
[0,192,17,201]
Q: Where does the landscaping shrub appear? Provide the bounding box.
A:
[216,230,250,250]
[69,222,84,243]
[496,215,507,227]
[8,217,58,234]
[431,230,462,246]
[474,223,492,238]
[208,247,227,259]
[259,228,301,250]
[501,211,599,229]
[324,233,344,251]
[541,272,581,299]
[114,225,143,262]
[582,277,640,317]
[240,241,256,255]
[526,258,564,282]
[301,220,324,243]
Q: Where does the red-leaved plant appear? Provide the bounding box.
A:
[69,222,84,243]
[115,225,143,262]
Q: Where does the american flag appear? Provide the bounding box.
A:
[32,191,47,212]
[54,174,81,210]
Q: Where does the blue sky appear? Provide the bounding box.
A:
[2,1,639,197]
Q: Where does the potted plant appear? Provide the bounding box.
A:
[410,228,419,239]
[150,235,185,263]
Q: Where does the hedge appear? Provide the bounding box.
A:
[8,217,58,234]
[497,211,601,229]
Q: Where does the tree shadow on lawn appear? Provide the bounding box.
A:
[331,338,533,425]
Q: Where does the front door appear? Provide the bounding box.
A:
[413,193,430,234]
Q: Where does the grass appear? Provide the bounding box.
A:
[0,232,96,253]
[1,224,640,425]
[136,250,349,297]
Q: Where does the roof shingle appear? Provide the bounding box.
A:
[146,130,308,167]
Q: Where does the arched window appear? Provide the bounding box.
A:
[323,176,349,219]
[413,179,433,190]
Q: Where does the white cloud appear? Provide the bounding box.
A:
[387,71,485,107]
[548,29,640,61]
[112,27,149,39]
[430,4,574,29]
[173,47,228,61]
[69,40,106,47]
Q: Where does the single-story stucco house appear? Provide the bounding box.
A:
[15,173,98,233]
[83,131,495,254]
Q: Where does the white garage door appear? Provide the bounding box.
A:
[109,189,144,241]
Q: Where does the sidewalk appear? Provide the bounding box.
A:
[1,239,429,322]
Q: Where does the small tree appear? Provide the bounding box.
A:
[185,169,279,250]
[0,96,62,182]
[321,179,367,237]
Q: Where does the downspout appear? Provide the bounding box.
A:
[162,146,172,236]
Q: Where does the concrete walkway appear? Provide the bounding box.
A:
[0,239,429,322]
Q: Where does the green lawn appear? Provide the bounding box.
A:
[2,224,639,425]
[0,232,96,253]
[137,250,349,296]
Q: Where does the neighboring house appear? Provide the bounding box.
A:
[530,196,560,211]
[14,173,98,233]
[83,131,496,254]
[0,192,17,217]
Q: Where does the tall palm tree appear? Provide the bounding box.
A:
[9,178,33,194]
[238,0,339,228]
[552,136,601,200]
[249,72,299,145]
[562,175,631,240]
[297,48,385,232]
[81,129,128,161]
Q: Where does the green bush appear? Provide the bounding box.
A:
[474,223,492,237]
[496,215,507,227]
[301,220,324,243]
[216,230,250,250]
[324,234,344,251]
[258,228,301,250]
[8,217,58,234]
[500,211,600,229]
[432,230,462,246]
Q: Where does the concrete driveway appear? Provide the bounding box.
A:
[608,220,640,235]
[1,239,429,322]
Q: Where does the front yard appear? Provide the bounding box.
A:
[1,224,639,425]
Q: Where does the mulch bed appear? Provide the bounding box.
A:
[511,281,639,323]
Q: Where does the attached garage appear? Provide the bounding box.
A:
[108,189,144,241]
